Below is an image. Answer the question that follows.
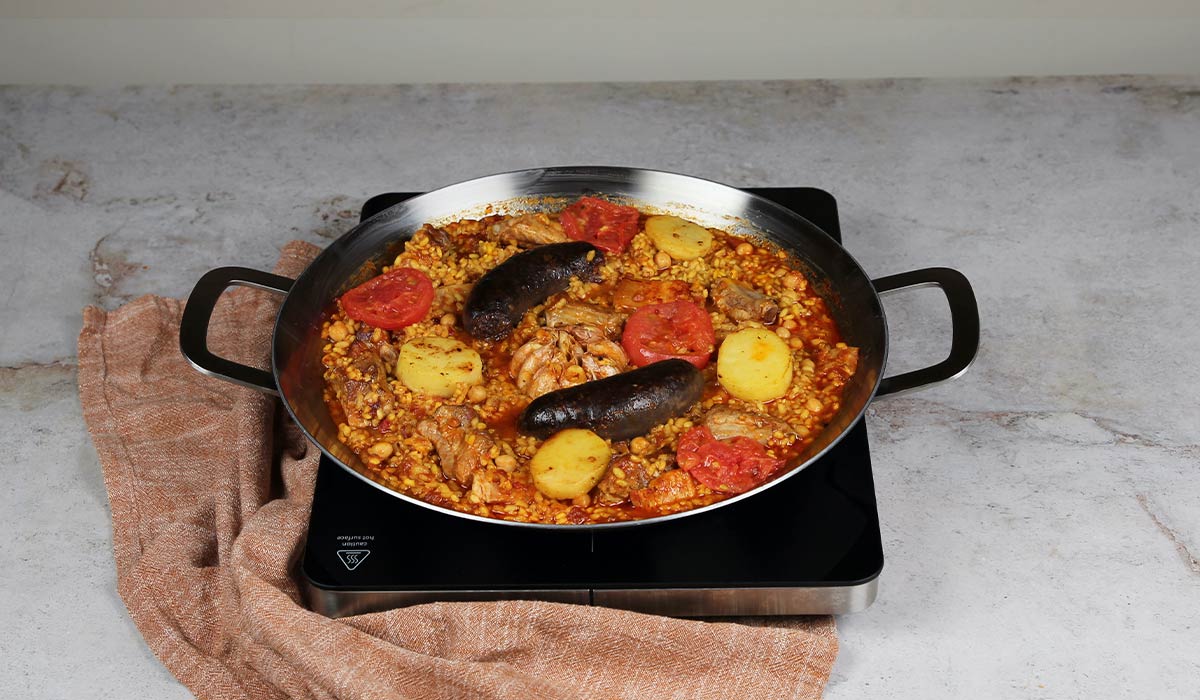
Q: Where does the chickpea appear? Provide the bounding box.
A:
[735,242,754,256]
[806,397,824,413]
[783,272,805,290]
[467,385,488,403]
[440,313,456,326]
[630,437,652,455]
[328,321,348,342]
[654,251,672,269]
[494,454,517,471]
[369,441,394,459]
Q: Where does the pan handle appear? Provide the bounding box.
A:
[179,267,294,395]
[872,267,979,397]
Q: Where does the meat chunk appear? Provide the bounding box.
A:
[509,325,629,398]
[510,337,561,396]
[430,283,471,318]
[612,278,694,311]
[712,278,780,324]
[327,344,396,428]
[354,327,398,367]
[815,343,860,382]
[416,405,496,486]
[396,224,457,269]
[544,302,626,338]
[469,467,534,507]
[488,213,567,247]
[419,224,455,251]
[703,407,797,445]
[630,469,702,511]
[470,469,507,504]
[593,455,651,505]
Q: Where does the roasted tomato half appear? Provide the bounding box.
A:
[676,426,785,494]
[622,300,715,369]
[559,196,641,254]
[340,267,435,330]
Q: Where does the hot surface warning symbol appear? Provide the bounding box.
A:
[336,549,371,571]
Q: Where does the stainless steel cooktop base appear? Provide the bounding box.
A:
[301,578,879,619]
[297,187,886,620]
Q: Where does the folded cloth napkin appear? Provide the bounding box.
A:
[77,240,838,700]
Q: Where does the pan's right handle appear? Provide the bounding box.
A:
[872,267,979,398]
[179,267,294,395]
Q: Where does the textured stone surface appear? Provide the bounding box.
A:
[1,78,1197,698]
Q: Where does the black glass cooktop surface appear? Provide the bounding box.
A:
[300,187,884,617]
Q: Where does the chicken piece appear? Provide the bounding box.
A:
[815,343,860,382]
[593,455,651,505]
[488,213,567,247]
[469,467,534,506]
[579,352,622,382]
[561,323,621,350]
[703,407,798,445]
[419,224,455,251]
[543,302,627,338]
[630,469,702,511]
[415,405,496,486]
[327,344,396,428]
[395,224,456,269]
[712,278,780,324]
[510,337,565,396]
[571,323,628,381]
[430,283,471,318]
[509,325,629,398]
[470,469,507,504]
[354,327,398,367]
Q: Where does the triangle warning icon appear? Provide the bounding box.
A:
[336,549,371,571]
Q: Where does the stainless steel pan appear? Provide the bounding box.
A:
[180,166,979,529]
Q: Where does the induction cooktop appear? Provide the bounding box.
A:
[300,187,884,618]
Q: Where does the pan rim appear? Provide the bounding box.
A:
[271,166,888,530]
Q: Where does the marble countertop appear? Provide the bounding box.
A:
[2,77,1198,699]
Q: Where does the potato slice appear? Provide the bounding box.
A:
[645,215,714,261]
[397,336,483,398]
[716,328,793,401]
[529,429,612,500]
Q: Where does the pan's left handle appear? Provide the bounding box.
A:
[179,267,294,395]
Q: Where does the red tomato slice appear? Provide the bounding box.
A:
[339,267,434,331]
[622,300,715,369]
[676,426,785,495]
[559,196,641,254]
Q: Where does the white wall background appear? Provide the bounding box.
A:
[2,1,1199,84]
